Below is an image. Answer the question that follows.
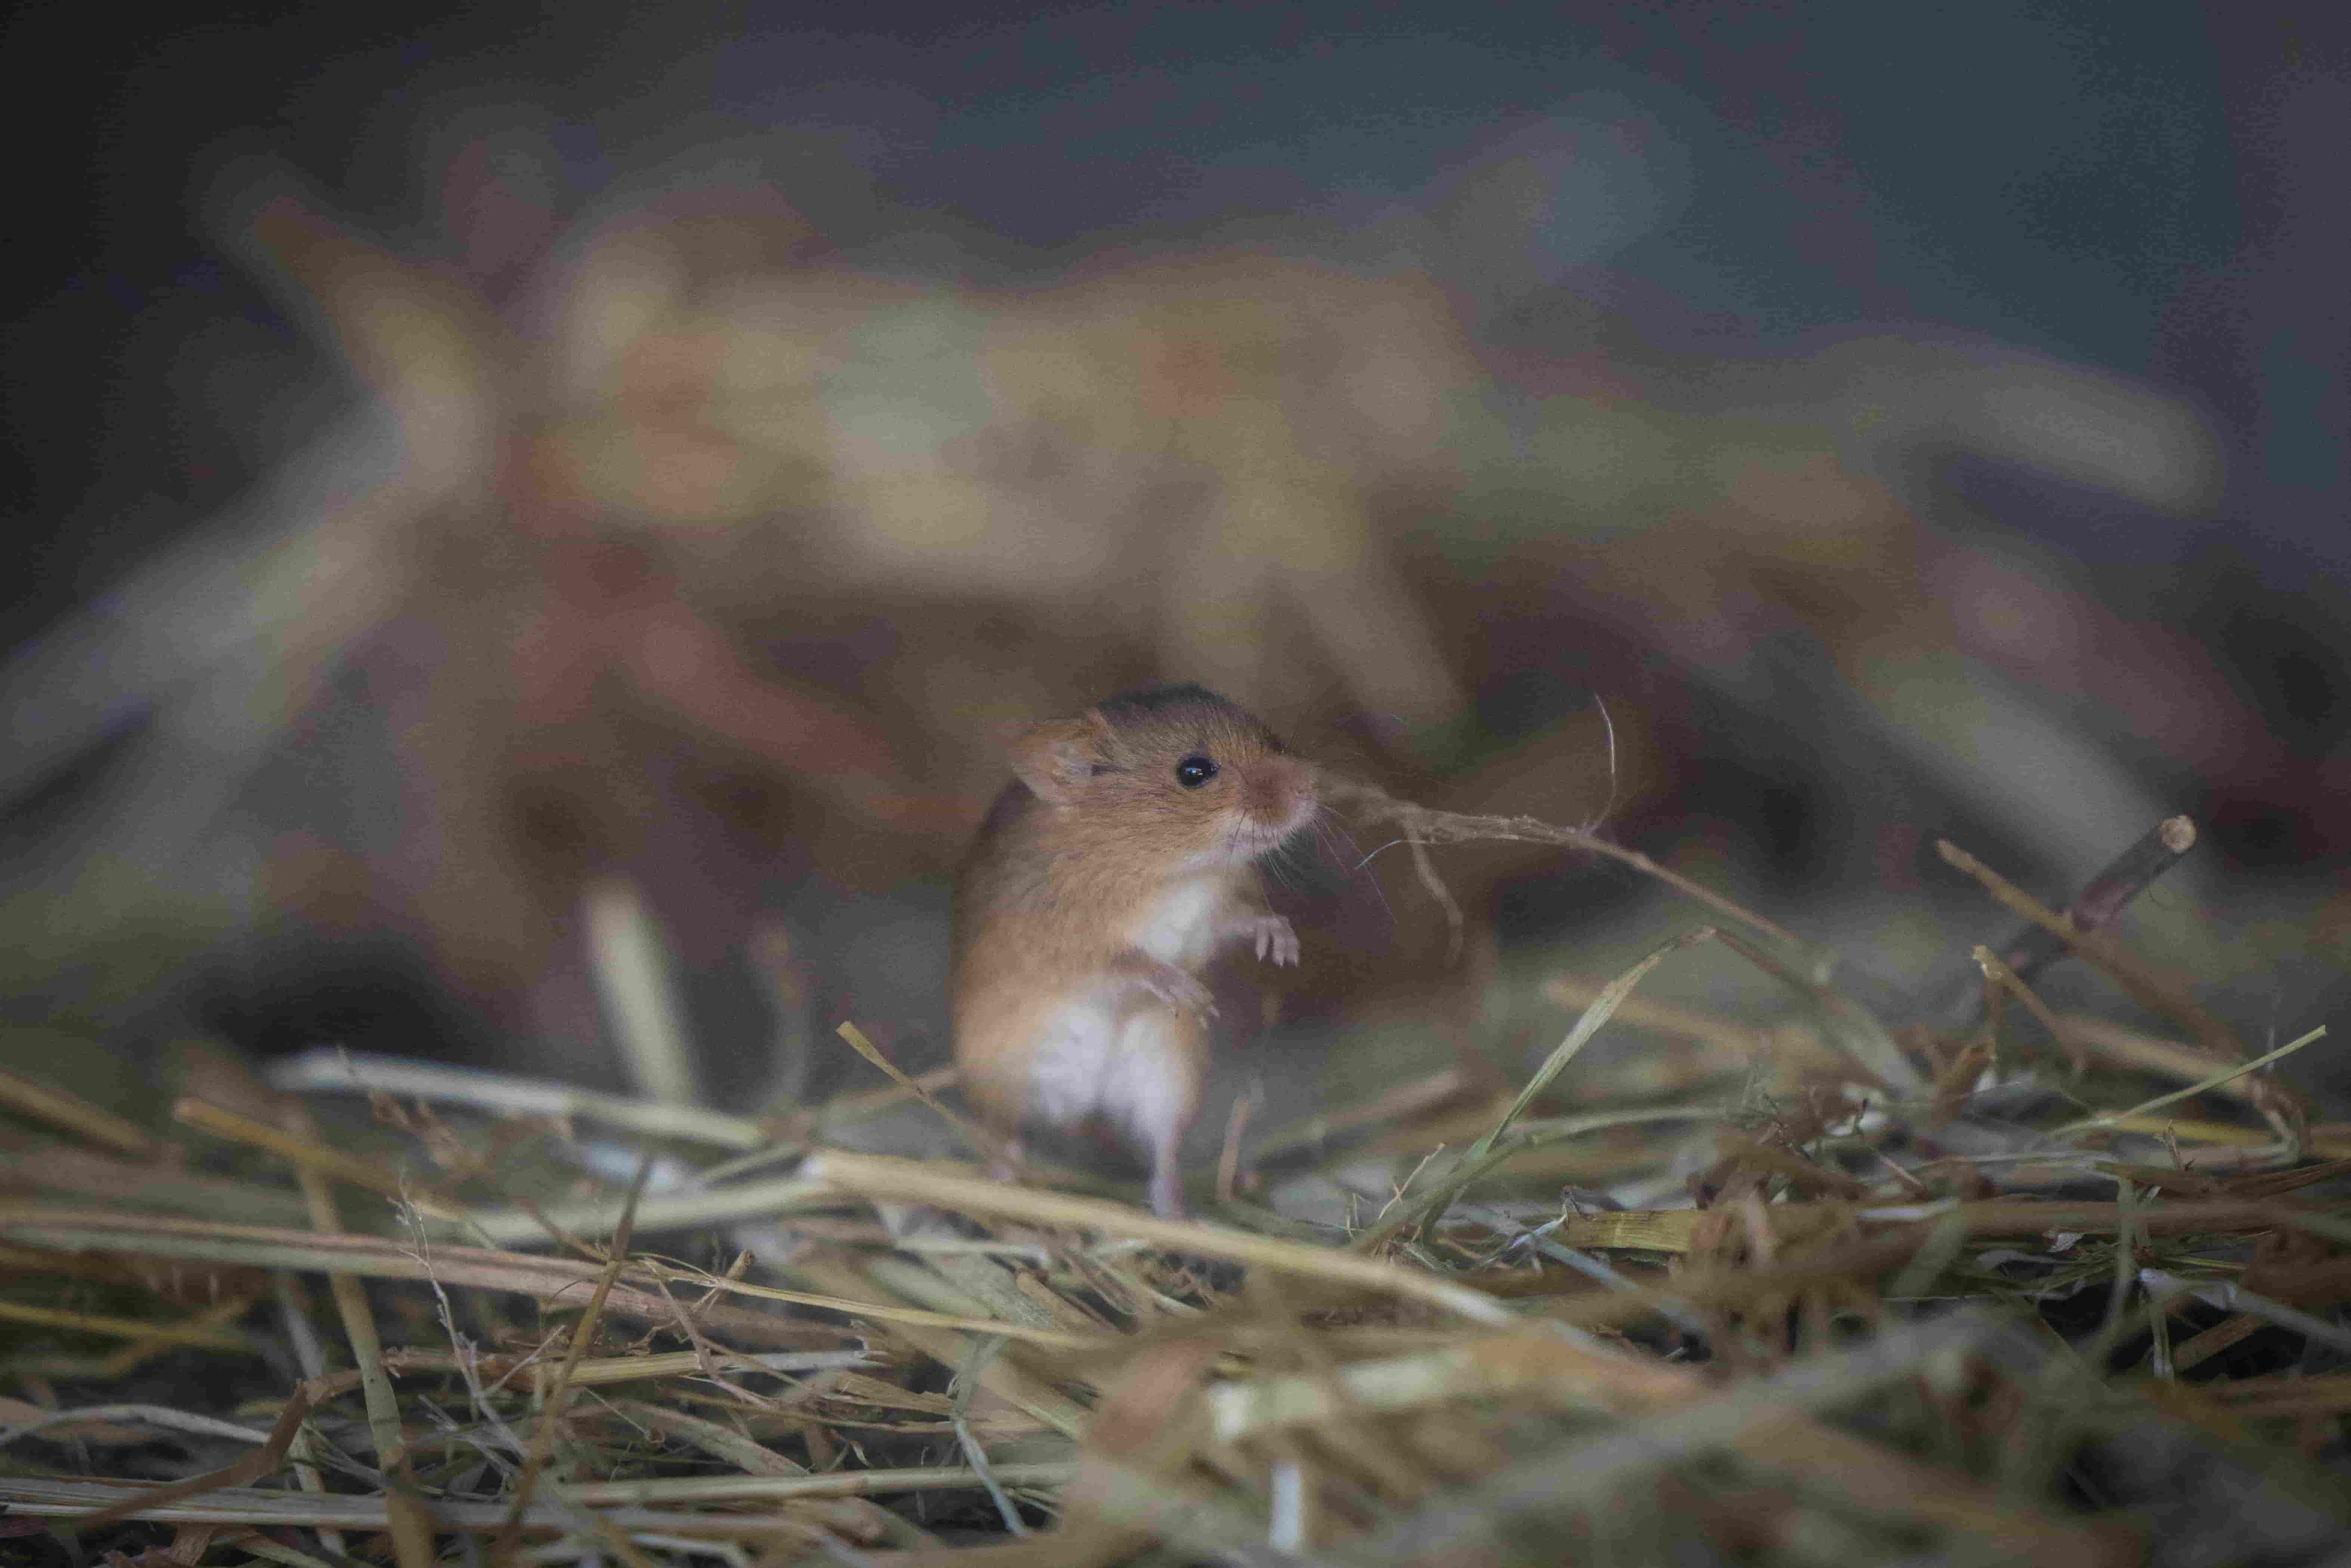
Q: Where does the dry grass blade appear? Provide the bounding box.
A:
[263,1049,772,1149]
[1463,930,1713,1164]
[695,1275,1111,1351]
[53,1385,316,1531]
[0,1405,272,1448]
[0,1468,1080,1525]
[836,1020,991,1154]
[1549,1196,2333,1255]
[805,1150,1517,1326]
[0,1206,855,1346]
[458,1176,840,1247]
[584,877,703,1110]
[1315,771,1828,966]
[1713,926,1925,1092]
[1369,928,1715,1242]
[488,1153,664,1568]
[275,1097,417,1560]
[0,1300,250,1352]
[174,1097,472,1222]
[1237,1315,2138,1568]
[0,1067,159,1156]
[1972,944,2089,1075]
[2050,1025,2328,1136]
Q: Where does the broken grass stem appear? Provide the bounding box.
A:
[2048,1025,2327,1138]
[1381,927,1715,1242]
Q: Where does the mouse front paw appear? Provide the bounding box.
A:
[1246,912,1300,967]
[1133,959,1217,1017]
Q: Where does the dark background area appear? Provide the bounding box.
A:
[9,1,2345,656]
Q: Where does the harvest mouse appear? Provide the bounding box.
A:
[951,684,1318,1218]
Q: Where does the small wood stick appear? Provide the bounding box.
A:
[1935,838,2243,1061]
[1994,816,2199,986]
[1937,836,2311,1145]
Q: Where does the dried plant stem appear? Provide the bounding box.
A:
[1474,931,1711,1161]
[707,1278,1111,1351]
[1551,1196,2325,1257]
[1317,771,1826,968]
[2050,1026,2327,1137]
[785,1258,1094,1439]
[585,876,703,1109]
[1992,816,2198,985]
[2140,1268,2351,1358]
[491,1153,660,1568]
[552,1463,1084,1505]
[0,1067,158,1156]
[53,1386,318,1532]
[361,1346,869,1391]
[0,1300,248,1352]
[263,1049,772,1149]
[2054,1016,2276,1104]
[1245,1068,1476,1167]
[1715,927,1924,1092]
[0,1405,271,1449]
[806,1150,1516,1327]
[0,1207,853,1347]
[284,1106,410,1487]
[837,1021,993,1155]
[269,1274,345,1557]
[176,1098,471,1222]
[1371,930,1713,1245]
[1937,836,2312,1145]
[0,1467,1082,1528]
[1971,947,2088,1074]
[459,1176,838,1247]
[1539,978,1778,1056]
[1935,838,2241,1059]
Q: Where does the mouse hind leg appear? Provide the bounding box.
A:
[1144,1110,1188,1220]
[1110,1010,1206,1219]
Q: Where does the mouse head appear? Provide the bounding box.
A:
[1012,683,1316,868]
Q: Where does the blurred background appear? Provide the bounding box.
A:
[3,1,2346,1141]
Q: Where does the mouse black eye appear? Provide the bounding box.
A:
[1174,754,1218,788]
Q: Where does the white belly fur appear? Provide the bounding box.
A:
[1025,875,1236,1150]
[1127,873,1234,966]
[1028,993,1193,1147]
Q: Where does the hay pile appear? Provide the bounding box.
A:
[5,808,2347,1568]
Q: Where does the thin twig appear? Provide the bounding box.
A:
[1996,816,2199,986]
[1934,838,2241,1059]
[804,1150,1516,1327]
[1315,771,1828,969]
[489,1151,661,1568]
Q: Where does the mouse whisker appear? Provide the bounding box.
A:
[1581,690,1622,835]
[1307,807,1360,868]
[1312,808,1396,927]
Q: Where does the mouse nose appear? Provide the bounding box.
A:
[1242,755,1316,833]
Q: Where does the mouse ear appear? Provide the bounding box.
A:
[1011,717,1105,805]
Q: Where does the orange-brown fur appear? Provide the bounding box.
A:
[951,684,1316,1216]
